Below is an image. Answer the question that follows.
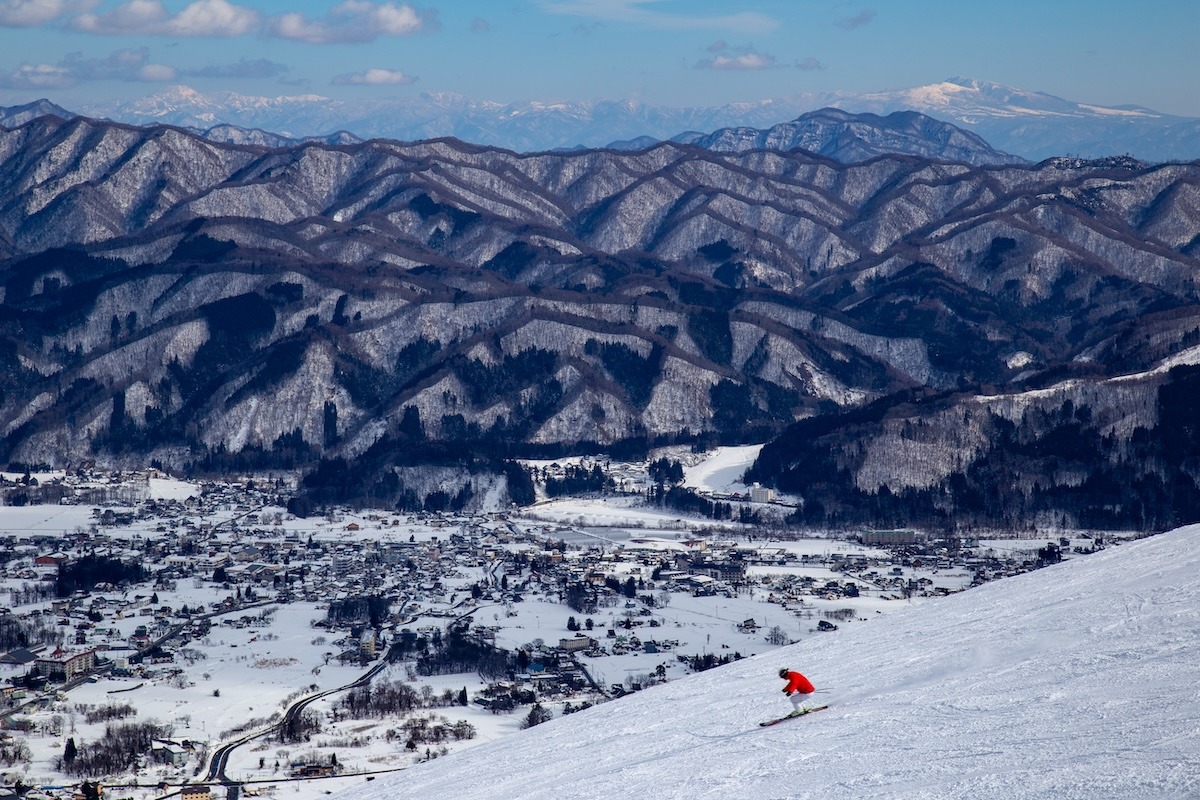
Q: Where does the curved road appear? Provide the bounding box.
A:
[203,597,442,785]
[203,650,393,784]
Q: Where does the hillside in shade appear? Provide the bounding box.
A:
[346,525,1200,799]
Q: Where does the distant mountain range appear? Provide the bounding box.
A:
[671,107,1024,166]
[9,77,1191,161]
[0,96,1022,167]
[2,110,1200,527]
[0,96,363,148]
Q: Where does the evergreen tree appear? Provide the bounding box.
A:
[504,461,537,506]
[521,703,553,729]
[398,406,425,440]
[564,583,596,614]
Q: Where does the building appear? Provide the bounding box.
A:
[749,483,774,503]
[359,629,376,659]
[859,529,922,546]
[180,785,211,800]
[35,647,96,681]
[0,647,40,666]
[154,742,189,767]
[558,635,595,653]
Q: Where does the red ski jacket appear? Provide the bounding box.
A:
[783,671,815,694]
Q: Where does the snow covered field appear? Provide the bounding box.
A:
[349,525,1200,800]
[0,454,1134,800]
[681,444,762,494]
[1,460,911,799]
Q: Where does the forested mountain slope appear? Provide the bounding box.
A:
[1,112,1198,525]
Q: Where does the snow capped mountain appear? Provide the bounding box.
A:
[855,76,1132,119]
[88,86,352,140]
[349,525,1200,799]
[675,107,1026,166]
[114,84,229,124]
[833,77,1195,161]
[198,123,362,147]
[55,77,1200,160]
[0,97,73,128]
[78,86,830,151]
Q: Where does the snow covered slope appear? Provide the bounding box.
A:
[348,525,1200,799]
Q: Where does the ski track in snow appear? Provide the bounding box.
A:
[682,444,762,493]
[340,524,1200,799]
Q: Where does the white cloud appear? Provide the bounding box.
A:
[702,51,775,70]
[267,0,434,44]
[331,67,416,85]
[695,43,782,71]
[0,0,92,27]
[837,9,876,30]
[72,0,259,37]
[4,0,435,44]
[137,62,178,81]
[540,0,776,34]
[168,0,258,34]
[0,63,75,89]
[696,42,822,72]
[0,47,178,88]
[185,58,289,79]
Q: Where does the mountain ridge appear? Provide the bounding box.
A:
[23,76,1198,160]
[671,107,1025,166]
[1,112,1200,526]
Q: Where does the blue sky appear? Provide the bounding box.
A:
[0,0,1197,114]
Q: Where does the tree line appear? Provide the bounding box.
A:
[337,679,467,720]
[58,721,170,777]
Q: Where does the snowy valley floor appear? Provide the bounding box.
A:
[348,523,1200,800]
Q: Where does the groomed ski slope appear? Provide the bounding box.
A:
[346,525,1200,799]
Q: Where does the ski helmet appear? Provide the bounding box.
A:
[779,668,789,678]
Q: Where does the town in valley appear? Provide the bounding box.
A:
[0,448,1116,800]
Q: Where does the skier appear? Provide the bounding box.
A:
[778,667,816,714]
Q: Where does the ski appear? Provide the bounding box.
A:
[759,705,829,727]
